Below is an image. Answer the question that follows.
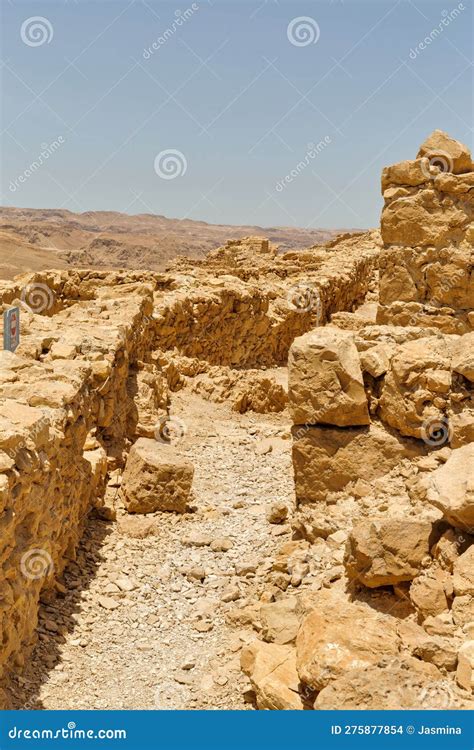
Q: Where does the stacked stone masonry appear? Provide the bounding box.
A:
[245,132,473,710]
[0,230,380,704]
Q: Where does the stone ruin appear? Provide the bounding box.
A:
[0,130,472,709]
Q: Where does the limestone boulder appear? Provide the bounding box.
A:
[296,589,399,690]
[315,659,448,710]
[452,595,474,627]
[378,245,474,311]
[381,191,470,247]
[378,336,453,440]
[456,641,474,692]
[452,546,474,597]
[121,438,193,514]
[240,640,303,710]
[288,328,369,427]
[259,597,300,645]
[381,159,428,191]
[424,444,474,531]
[417,130,472,174]
[292,421,424,503]
[344,518,434,587]
[409,566,452,620]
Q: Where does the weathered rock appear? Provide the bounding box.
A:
[315,659,446,710]
[292,421,424,503]
[410,566,452,619]
[240,641,303,710]
[452,595,474,628]
[296,589,399,690]
[452,546,474,597]
[121,438,194,514]
[266,501,288,525]
[288,328,369,427]
[259,597,300,645]
[344,518,434,587]
[424,444,474,530]
[456,641,474,691]
[417,130,472,174]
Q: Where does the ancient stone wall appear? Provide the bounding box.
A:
[378,129,473,333]
[0,230,380,700]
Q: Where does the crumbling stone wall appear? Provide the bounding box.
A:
[243,132,474,711]
[377,129,473,334]
[0,229,381,701]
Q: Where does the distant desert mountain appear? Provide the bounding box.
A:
[0,207,355,280]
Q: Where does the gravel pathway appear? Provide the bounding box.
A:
[10,392,295,710]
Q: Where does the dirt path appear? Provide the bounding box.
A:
[10,391,295,710]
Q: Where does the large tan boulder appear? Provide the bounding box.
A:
[292,421,424,503]
[456,641,474,692]
[409,565,452,619]
[380,191,470,247]
[288,328,369,427]
[259,597,300,645]
[121,438,193,514]
[452,546,474,597]
[314,659,449,710]
[417,130,472,174]
[452,595,474,627]
[344,518,433,587]
[381,159,428,191]
[377,336,453,439]
[296,589,399,690]
[240,641,303,710]
[424,444,474,530]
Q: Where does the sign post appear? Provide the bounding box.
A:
[3,307,20,352]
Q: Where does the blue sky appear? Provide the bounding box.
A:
[1,0,472,228]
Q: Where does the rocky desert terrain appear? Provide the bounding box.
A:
[0,207,345,280]
[0,130,473,711]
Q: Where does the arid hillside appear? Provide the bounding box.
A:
[0,207,348,279]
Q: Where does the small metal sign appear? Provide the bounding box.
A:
[3,307,20,352]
